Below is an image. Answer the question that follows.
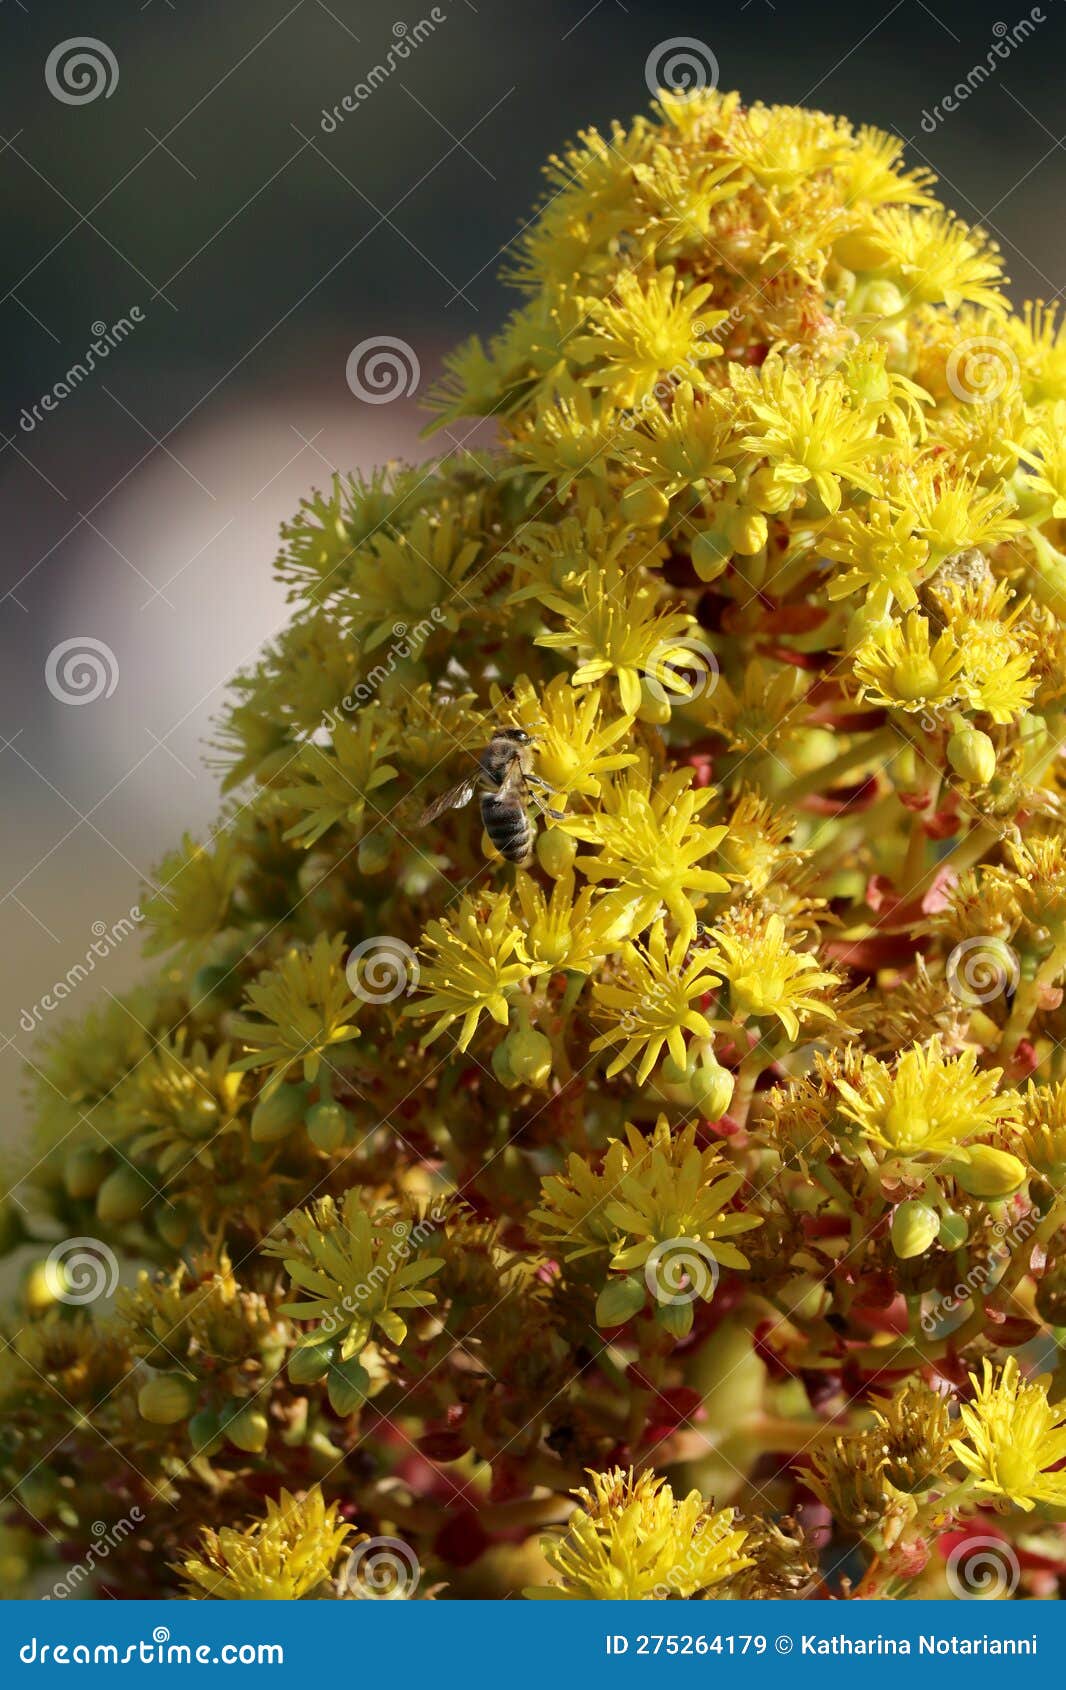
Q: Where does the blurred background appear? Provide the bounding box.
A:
[2,0,1065,1151]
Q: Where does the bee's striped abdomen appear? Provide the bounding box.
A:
[480,791,533,864]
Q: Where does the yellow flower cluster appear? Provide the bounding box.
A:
[9,87,1066,1603]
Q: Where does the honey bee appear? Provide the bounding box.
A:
[419,727,564,865]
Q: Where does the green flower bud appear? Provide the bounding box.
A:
[952,1145,1027,1199]
[635,677,673,725]
[690,529,731,583]
[357,832,393,876]
[937,1208,969,1250]
[188,1408,223,1457]
[23,1261,61,1315]
[504,1027,553,1087]
[536,826,577,878]
[620,478,669,528]
[947,728,997,786]
[726,507,768,557]
[222,1403,269,1453]
[138,1373,199,1425]
[190,962,233,1007]
[306,1101,351,1153]
[288,1339,336,1386]
[491,1038,521,1089]
[689,1058,735,1122]
[155,1204,192,1250]
[96,1166,152,1225]
[783,727,838,777]
[890,1199,940,1260]
[250,1082,310,1144]
[64,1145,109,1200]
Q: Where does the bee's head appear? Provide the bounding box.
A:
[498,727,533,745]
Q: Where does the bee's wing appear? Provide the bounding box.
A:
[419,776,479,826]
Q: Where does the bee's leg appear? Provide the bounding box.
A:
[525,773,559,796]
[528,789,567,821]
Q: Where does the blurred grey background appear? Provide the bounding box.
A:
[2,0,1065,1148]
